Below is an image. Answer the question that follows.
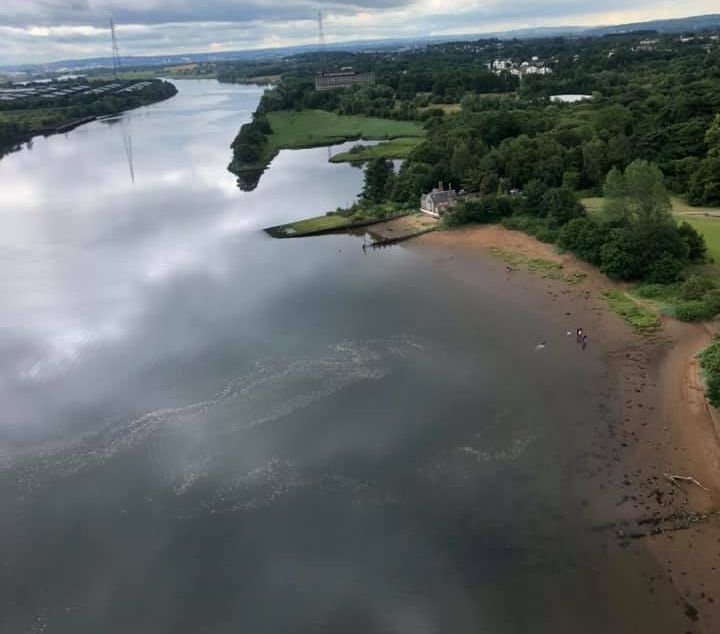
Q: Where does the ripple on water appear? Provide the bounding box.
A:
[7,336,426,493]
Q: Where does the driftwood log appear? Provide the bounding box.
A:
[663,472,711,494]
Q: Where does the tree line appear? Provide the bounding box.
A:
[0,80,177,157]
[223,30,720,204]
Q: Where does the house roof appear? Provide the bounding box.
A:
[426,190,455,205]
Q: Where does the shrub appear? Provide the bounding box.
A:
[501,214,556,241]
[600,228,646,280]
[445,195,513,226]
[521,179,549,216]
[534,225,560,243]
[675,300,715,322]
[677,222,707,261]
[558,217,608,265]
[543,186,585,227]
[704,289,720,314]
[679,275,716,300]
[633,283,668,299]
[699,338,720,407]
[645,255,684,284]
[603,289,660,332]
[600,223,689,282]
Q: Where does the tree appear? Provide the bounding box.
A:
[690,157,720,205]
[562,170,581,190]
[600,223,689,282]
[392,162,432,202]
[678,221,707,261]
[544,187,584,226]
[602,160,672,226]
[362,158,395,204]
[706,114,720,156]
[582,138,607,187]
[521,179,548,216]
[594,105,633,138]
[450,141,472,183]
[558,217,609,265]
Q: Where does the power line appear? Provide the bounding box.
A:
[317,11,327,71]
[122,118,135,184]
[110,17,122,78]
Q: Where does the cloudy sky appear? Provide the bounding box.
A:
[0,1,718,65]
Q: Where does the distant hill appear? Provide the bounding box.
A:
[3,13,720,74]
[585,13,720,35]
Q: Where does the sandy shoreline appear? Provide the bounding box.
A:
[411,225,720,632]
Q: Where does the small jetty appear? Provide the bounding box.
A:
[265,212,438,243]
[365,213,438,245]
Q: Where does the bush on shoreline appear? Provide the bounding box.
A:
[441,160,716,323]
[699,338,720,407]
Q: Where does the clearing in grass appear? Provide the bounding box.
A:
[330,137,423,163]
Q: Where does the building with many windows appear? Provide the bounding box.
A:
[315,69,375,91]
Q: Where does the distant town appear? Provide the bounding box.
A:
[0,77,155,104]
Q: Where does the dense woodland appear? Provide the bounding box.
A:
[225,32,720,203]
[0,80,177,156]
[224,30,720,297]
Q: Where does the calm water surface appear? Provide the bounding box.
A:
[0,81,678,633]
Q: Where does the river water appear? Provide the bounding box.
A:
[0,80,683,633]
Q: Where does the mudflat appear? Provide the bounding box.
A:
[412,224,720,633]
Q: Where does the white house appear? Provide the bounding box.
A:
[491,59,512,71]
[420,184,458,217]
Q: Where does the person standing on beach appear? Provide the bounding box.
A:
[582,334,588,350]
[576,327,583,344]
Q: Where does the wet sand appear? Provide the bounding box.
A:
[411,224,720,633]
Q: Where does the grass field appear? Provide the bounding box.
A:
[580,197,604,215]
[581,196,720,263]
[266,202,412,237]
[232,109,425,176]
[581,196,720,217]
[266,214,358,237]
[680,217,720,262]
[265,110,424,151]
[244,75,282,85]
[329,137,423,163]
[418,103,462,115]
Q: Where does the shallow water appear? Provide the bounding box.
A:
[0,80,684,633]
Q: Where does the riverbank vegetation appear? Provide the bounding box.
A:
[228,109,424,189]
[222,30,720,200]
[603,289,662,333]
[699,338,720,407]
[444,160,713,321]
[266,200,414,238]
[0,79,177,157]
[266,213,363,238]
[224,30,720,320]
[329,137,423,163]
[268,157,418,236]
